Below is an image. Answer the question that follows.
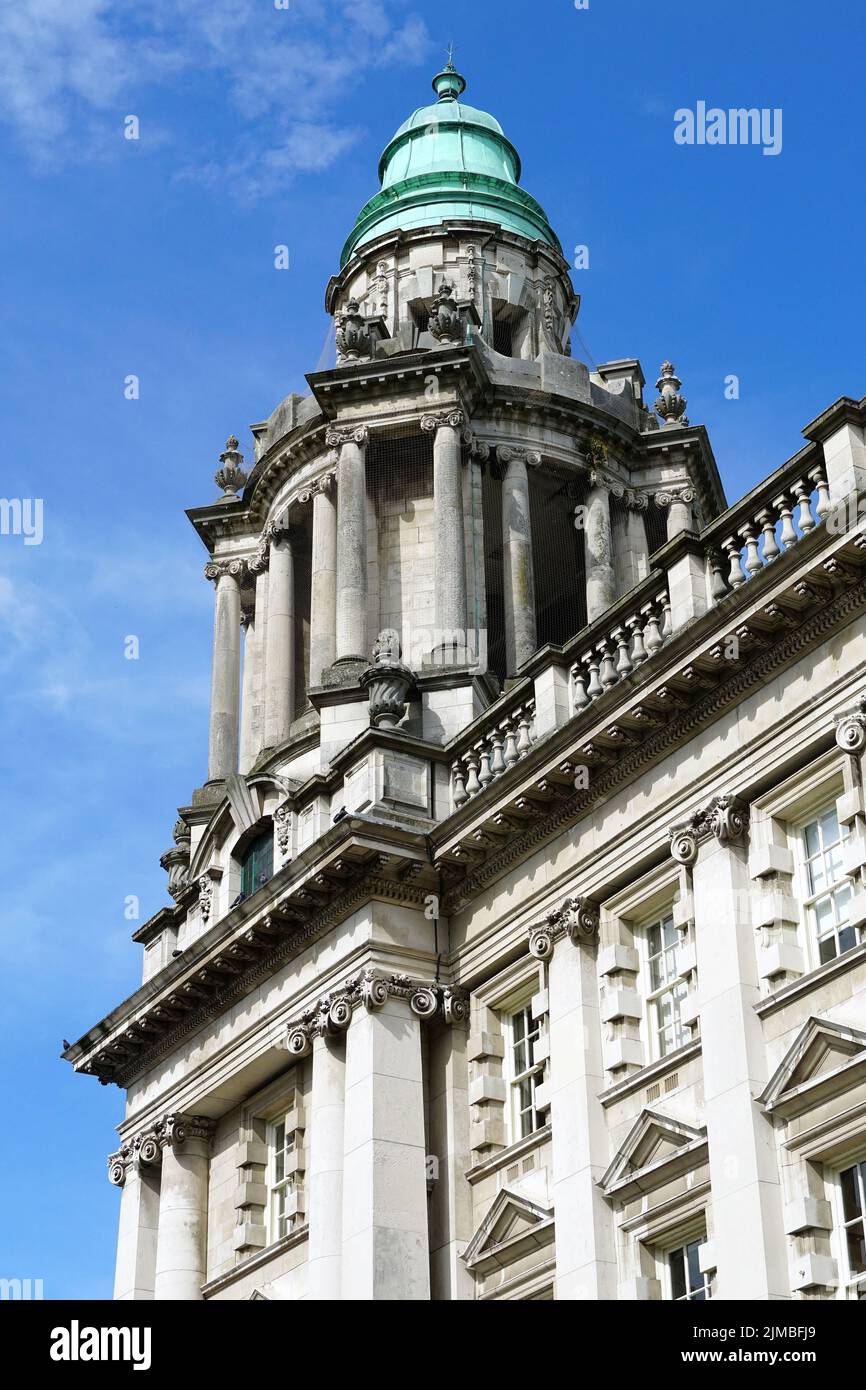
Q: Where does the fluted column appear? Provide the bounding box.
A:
[306,1032,346,1299]
[205,560,242,781]
[309,472,337,683]
[341,992,430,1300]
[108,1142,160,1301]
[264,519,295,748]
[153,1114,215,1301]
[669,798,788,1300]
[530,898,616,1299]
[500,445,539,677]
[584,471,616,622]
[656,485,696,541]
[422,410,467,651]
[328,425,369,664]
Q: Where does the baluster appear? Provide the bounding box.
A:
[739,522,762,577]
[612,626,633,679]
[585,654,603,700]
[527,702,537,745]
[774,493,797,551]
[794,479,815,534]
[709,552,728,602]
[628,614,648,663]
[452,760,468,808]
[598,640,618,690]
[489,730,506,777]
[756,507,780,564]
[658,590,673,640]
[516,711,532,757]
[722,535,747,588]
[572,662,590,709]
[643,603,662,655]
[809,467,831,522]
[477,742,493,788]
[464,754,481,798]
[502,720,519,767]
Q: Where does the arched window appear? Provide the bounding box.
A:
[239,829,274,902]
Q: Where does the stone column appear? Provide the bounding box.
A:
[264,520,295,748]
[239,607,257,774]
[153,1114,215,1301]
[205,560,242,781]
[500,445,539,677]
[423,410,467,653]
[306,1031,346,1300]
[427,999,474,1300]
[530,898,616,1299]
[656,485,695,541]
[328,425,369,665]
[109,1142,160,1301]
[309,472,337,684]
[670,798,788,1300]
[341,989,431,1300]
[248,551,269,762]
[584,471,616,622]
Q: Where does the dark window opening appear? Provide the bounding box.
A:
[492,315,514,357]
[481,464,506,688]
[239,829,274,902]
[529,469,587,646]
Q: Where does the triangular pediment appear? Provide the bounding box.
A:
[601,1108,707,1202]
[760,1016,866,1117]
[462,1187,554,1273]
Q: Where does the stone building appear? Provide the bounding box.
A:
[66,60,866,1302]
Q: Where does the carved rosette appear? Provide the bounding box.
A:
[335,298,371,362]
[835,698,866,755]
[214,434,248,500]
[428,281,463,344]
[420,409,465,433]
[528,895,599,957]
[359,629,416,730]
[669,794,749,864]
[654,361,689,426]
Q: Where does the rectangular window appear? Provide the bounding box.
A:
[668,1238,711,1301]
[506,1004,544,1141]
[267,1115,296,1242]
[839,1162,866,1284]
[801,808,854,965]
[240,830,274,902]
[646,914,688,1058]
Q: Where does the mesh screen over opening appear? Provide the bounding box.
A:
[529,467,588,647]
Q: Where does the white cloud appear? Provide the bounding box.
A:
[0,0,431,189]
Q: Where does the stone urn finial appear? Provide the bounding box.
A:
[159,819,192,902]
[428,280,462,344]
[214,435,248,500]
[654,362,689,427]
[360,629,416,730]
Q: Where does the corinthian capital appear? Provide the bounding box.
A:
[420,409,465,432]
[326,424,369,449]
[156,1113,216,1151]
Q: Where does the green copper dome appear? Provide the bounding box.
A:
[340,61,561,266]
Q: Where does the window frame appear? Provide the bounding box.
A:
[835,1159,866,1297]
[504,1000,545,1144]
[238,827,274,903]
[265,1108,298,1244]
[664,1234,712,1302]
[641,910,688,1062]
[794,803,855,970]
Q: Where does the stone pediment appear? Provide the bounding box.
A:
[600,1108,707,1202]
[462,1187,555,1277]
[760,1016,866,1118]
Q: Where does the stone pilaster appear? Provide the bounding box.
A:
[263,518,295,749]
[529,896,615,1299]
[669,796,788,1300]
[422,410,468,653]
[655,485,696,540]
[205,560,242,781]
[309,472,337,684]
[153,1113,215,1301]
[306,1030,346,1300]
[500,445,539,676]
[328,425,369,666]
[108,1140,160,1301]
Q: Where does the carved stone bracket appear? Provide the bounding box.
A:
[528,894,600,959]
[668,794,750,865]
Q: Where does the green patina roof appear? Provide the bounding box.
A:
[341,61,560,266]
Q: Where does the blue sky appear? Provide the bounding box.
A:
[0,0,863,1298]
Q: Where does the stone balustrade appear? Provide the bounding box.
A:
[571,589,671,710]
[451,698,537,808]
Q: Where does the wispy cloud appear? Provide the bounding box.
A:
[0,0,430,191]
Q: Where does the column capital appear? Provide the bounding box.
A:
[421,409,465,432]
[654,484,696,509]
[462,428,489,462]
[283,972,469,1055]
[835,696,866,755]
[299,469,337,504]
[326,424,369,449]
[528,894,600,959]
[497,443,541,468]
[107,1141,135,1187]
[155,1113,216,1151]
[204,557,245,584]
[668,793,750,865]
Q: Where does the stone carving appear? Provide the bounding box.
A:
[335,298,371,362]
[528,894,600,958]
[156,1113,215,1149]
[374,260,389,318]
[539,276,562,352]
[462,428,490,463]
[655,485,696,509]
[421,409,465,432]
[107,1113,214,1182]
[326,424,369,449]
[654,362,689,426]
[497,444,542,468]
[668,794,749,864]
[360,630,416,730]
[198,874,215,923]
[107,1144,133,1186]
[281,972,468,1050]
[160,820,192,902]
[214,435,248,500]
[835,697,866,754]
[204,557,246,584]
[428,280,462,344]
[274,802,292,860]
[360,967,388,1011]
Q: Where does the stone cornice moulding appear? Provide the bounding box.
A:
[527,894,600,959]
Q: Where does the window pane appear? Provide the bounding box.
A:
[841,1166,861,1222]
[647,923,661,956]
[819,809,839,844]
[819,933,838,965]
[686,1239,703,1293]
[804,820,820,858]
[846,1225,866,1276]
[669,1247,686,1301]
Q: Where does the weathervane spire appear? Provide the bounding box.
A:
[432,42,466,101]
